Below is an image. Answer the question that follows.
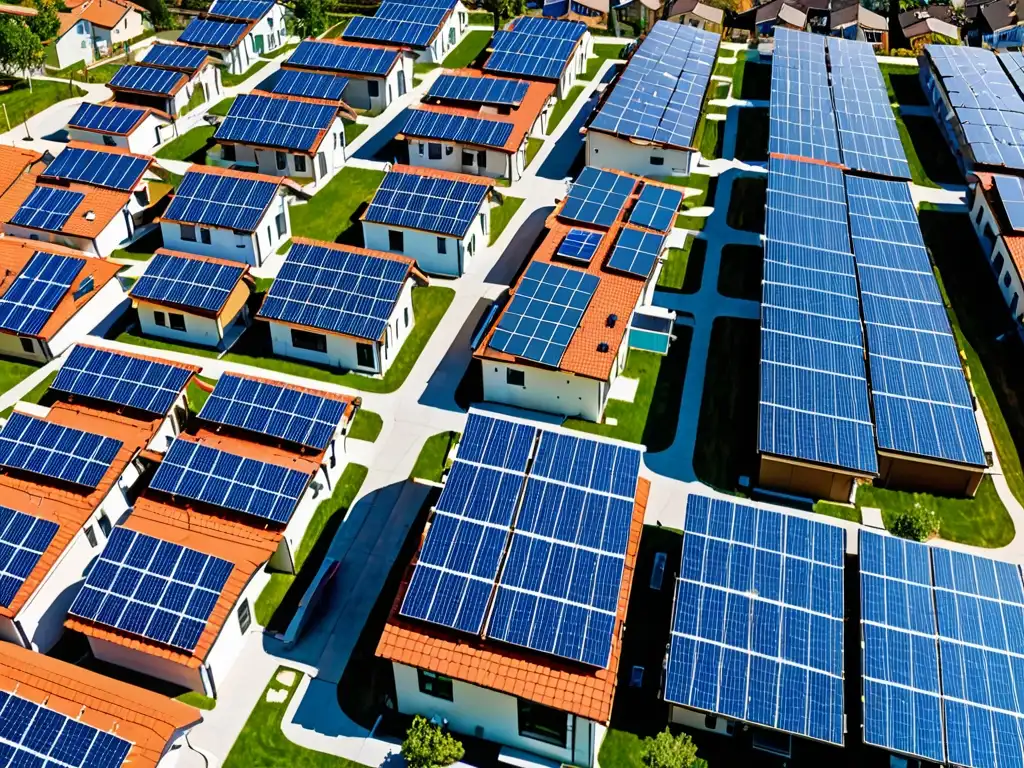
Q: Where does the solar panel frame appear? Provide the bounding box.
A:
[130,251,244,314]
[9,186,85,233]
[42,146,149,191]
[109,64,185,96]
[484,30,577,81]
[628,183,685,232]
[428,74,530,107]
[163,169,279,233]
[556,228,603,264]
[994,173,1024,232]
[68,103,147,135]
[0,412,122,489]
[0,506,58,608]
[142,43,208,71]
[284,40,398,76]
[215,93,338,152]
[207,0,273,19]
[606,227,665,277]
[363,169,490,237]
[342,2,449,48]
[0,251,85,336]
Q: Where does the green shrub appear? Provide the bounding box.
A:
[402,716,465,768]
[891,502,940,541]
[641,728,704,768]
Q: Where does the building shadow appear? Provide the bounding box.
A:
[418,296,493,413]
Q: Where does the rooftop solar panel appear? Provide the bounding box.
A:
[0,251,85,336]
[270,69,349,101]
[606,228,665,277]
[53,345,194,415]
[402,109,514,150]
[142,43,208,71]
[215,94,338,152]
[994,173,1024,231]
[150,437,312,523]
[178,17,248,47]
[0,412,122,489]
[109,64,184,96]
[485,31,577,81]
[364,169,490,237]
[343,3,448,48]
[511,15,586,40]
[428,74,529,107]
[69,527,233,652]
[490,261,599,367]
[163,169,279,232]
[207,0,273,19]
[0,506,58,608]
[629,183,684,232]
[9,186,85,232]
[198,373,348,450]
[258,241,410,340]
[285,40,398,76]
[131,251,244,314]
[42,146,148,191]
[666,493,846,745]
[560,167,636,228]
[556,228,603,264]
[68,102,147,135]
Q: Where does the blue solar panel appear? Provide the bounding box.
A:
[270,69,349,101]
[285,40,397,76]
[109,64,184,96]
[995,173,1024,231]
[0,506,58,608]
[198,373,348,450]
[130,251,244,313]
[530,426,641,497]
[490,261,600,367]
[364,169,490,237]
[846,175,985,467]
[561,167,636,228]
[142,43,208,71]
[10,186,85,232]
[403,109,514,150]
[43,146,148,191]
[512,15,585,39]
[666,493,846,745]
[216,94,338,152]
[150,437,312,523]
[258,241,410,340]
[428,74,529,107]
[179,17,248,47]
[69,527,233,652]
[164,169,279,232]
[607,228,665,277]
[556,228,603,264]
[0,251,84,336]
[0,689,133,767]
[629,183,684,232]
[53,345,194,415]
[485,29,577,81]
[207,0,273,19]
[68,103,146,135]
[343,2,450,47]
[0,412,121,489]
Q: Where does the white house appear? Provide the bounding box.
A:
[178,17,258,76]
[161,165,308,267]
[483,16,593,99]
[54,0,147,70]
[207,0,287,55]
[967,171,1024,326]
[342,0,468,64]
[258,238,427,376]
[129,249,253,349]
[67,102,177,155]
[108,62,220,120]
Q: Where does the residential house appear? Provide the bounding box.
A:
[54,0,147,70]
[666,0,726,31]
[967,171,1024,327]
[207,0,287,55]
[67,103,176,155]
[483,16,593,99]
[105,43,222,119]
[732,0,829,36]
[178,17,258,76]
[899,5,960,47]
[342,0,468,64]
[829,0,887,45]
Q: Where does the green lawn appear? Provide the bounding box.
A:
[83,63,121,83]
[254,463,368,626]
[880,62,928,106]
[111,227,161,262]
[895,113,962,188]
[546,85,585,135]
[583,43,624,81]
[221,60,269,87]
[176,691,216,710]
[209,96,235,116]
[718,244,762,300]
[0,371,55,418]
[726,177,766,233]
[344,122,368,145]
[657,238,705,293]
[348,409,382,442]
[288,166,385,242]
[694,115,722,160]
[155,125,215,162]
[115,329,220,359]
[525,136,543,168]
[181,86,206,117]
[599,729,644,768]
[323,17,351,38]
[410,431,457,482]
[442,29,492,68]
[489,196,524,246]
[0,80,85,126]
[734,107,768,162]
[813,501,863,524]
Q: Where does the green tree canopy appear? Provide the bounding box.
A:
[142,0,175,31]
[27,0,59,42]
[292,0,325,37]
[479,0,526,30]
[0,19,44,84]
[401,716,465,768]
[641,728,705,768]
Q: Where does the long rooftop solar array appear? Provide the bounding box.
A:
[364,168,491,237]
[484,16,586,81]
[131,251,244,314]
[0,251,85,336]
[68,103,147,135]
[342,0,455,48]
[285,39,398,76]
[402,109,514,150]
[215,93,337,152]
[163,168,280,233]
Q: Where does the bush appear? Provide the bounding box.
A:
[641,728,704,768]
[890,502,940,542]
[402,716,465,768]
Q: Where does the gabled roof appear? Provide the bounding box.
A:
[67,102,153,136]
[283,38,404,78]
[59,0,141,36]
[830,1,885,31]
[215,93,340,154]
[667,0,725,24]
[0,146,43,203]
[129,249,250,316]
[362,164,492,237]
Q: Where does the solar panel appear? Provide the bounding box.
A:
[490,261,599,367]
[512,15,585,39]
[428,74,529,107]
[364,170,490,237]
[68,527,233,652]
[560,167,636,228]
[216,94,338,152]
[42,146,148,191]
[0,506,58,607]
[163,169,279,233]
[845,175,985,467]
[270,69,349,101]
[402,109,514,150]
[53,345,194,415]
[0,251,84,336]
[285,40,397,76]
[556,228,603,264]
[142,43,208,71]
[666,493,846,745]
[130,251,244,314]
[0,689,133,767]
[198,373,348,450]
[342,2,450,47]
[485,30,577,81]
[258,241,410,340]
[9,186,85,232]
[150,437,312,523]
[629,183,684,232]
[178,17,248,47]
[589,21,718,150]
[68,103,147,135]
[0,412,121,489]
[207,0,273,19]
[109,64,184,96]
[994,173,1024,231]
[607,228,665,277]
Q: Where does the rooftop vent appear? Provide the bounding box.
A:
[84,211,96,221]
[597,342,609,353]
[606,313,618,328]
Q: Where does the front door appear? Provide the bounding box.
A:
[253,34,264,54]
[398,70,407,96]
[477,150,487,169]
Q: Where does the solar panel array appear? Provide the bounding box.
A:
[556,228,603,264]
[760,156,877,475]
[364,169,490,237]
[403,109,514,150]
[43,146,148,191]
[207,0,273,19]
[199,373,348,450]
[846,176,986,468]
[400,412,642,668]
[270,69,349,101]
[828,38,910,180]
[561,167,637,228]
[53,345,194,415]
[164,169,279,232]
[0,412,122,489]
[490,261,600,367]
[927,45,1024,171]
[607,228,665,278]
[485,29,578,81]
[142,43,208,71]
[285,40,398,76]
[628,183,684,232]
[665,493,846,745]
[998,50,1024,97]
[150,437,312,523]
[131,251,244,313]
[589,21,717,150]
[9,187,84,232]
[0,506,58,607]
[0,689,133,768]
[258,241,410,340]
[68,103,147,135]
[69,527,233,652]
[0,251,84,336]
[769,28,841,165]
[994,173,1024,231]
[428,74,529,107]
[342,0,453,48]
[216,94,337,152]
[178,17,248,47]
[109,64,185,96]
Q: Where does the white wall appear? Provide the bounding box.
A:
[422,2,467,64]
[56,19,95,69]
[90,634,204,690]
[47,279,130,358]
[6,211,132,257]
[92,9,145,57]
[68,112,170,156]
[250,3,287,54]
[407,139,512,181]
[137,303,224,347]
[586,131,697,177]
[361,207,485,276]
[969,186,1024,323]
[482,361,604,422]
[228,118,345,186]
[161,194,290,266]
[201,567,268,696]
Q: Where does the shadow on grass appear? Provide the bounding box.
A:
[718,244,763,301]
[734,107,768,163]
[902,115,963,186]
[641,326,693,452]
[739,61,771,101]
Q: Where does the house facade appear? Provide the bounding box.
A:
[66,103,175,156]
[968,172,1024,327]
[54,0,147,69]
[483,17,592,100]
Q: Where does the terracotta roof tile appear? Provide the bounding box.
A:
[1003,235,1024,280]
[59,0,137,35]
[0,146,42,200]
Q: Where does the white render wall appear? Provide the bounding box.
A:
[46,279,130,358]
[585,131,697,177]
[68,112,169,156]
[482,361,604,422]
[407,139,514,181]
[5,211,134,257]
[136,304,226,347]
[228,117,346,186]
[161,193,290,266]
[361,207,486,277]
[969,186,1024,323]
[198,567,268,695]
[419,2,468,64]
[56,19,95,69]
[250,3,287,54]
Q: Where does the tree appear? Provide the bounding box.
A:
[141,0,175,31]
[0,19,44,90]
[479,0,527,31]
[401,716,465,768]
[27,0,59,42]
[641,728,703,768]
[293,0,326,38]
[891,503,940,542]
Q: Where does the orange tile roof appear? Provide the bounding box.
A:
[1003,235,1024,283]
[59,0,138,35]
[0,237,123,340]
[0,641,202,768]
[0,146,42,200]
[187,427,325,471]
[376,477,649,724]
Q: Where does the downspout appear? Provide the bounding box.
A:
[457,239,463,275]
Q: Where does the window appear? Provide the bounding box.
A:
[368,80,380,98]
[237,599,252,633]
[154,311,166,327]
[418,143,425,156]
[98,513,111,537]
[294,155,306,172]
[102,134,116,147]
[462,150,474,166]
[19,337,32,354]
[404,307,410,327]
[169,313,186,331]
[84,525,98,548]
[437,237,446,254]
[356,342,375,368]
[418,670,453,701]
[506,368,525,387]
[428,143,442,160]
[517,699,567,746]
[200,228,211,245]
[291,328,327,352]
[1005,272,1013,287]
[389,230,404,252]
[276,212,286,237]
[445,145,453,156]
[468,234,476,257]
[650,156,665,166]
[180,224,197,242]
[276,151,287,170]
